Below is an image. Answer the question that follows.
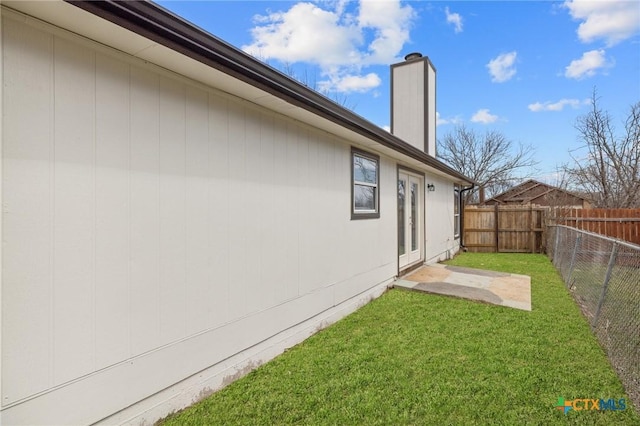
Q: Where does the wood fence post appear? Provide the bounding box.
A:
[553,225,560,264]
[530,205,535,253]
[494,204,499,253]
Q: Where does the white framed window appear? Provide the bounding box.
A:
[454,184,461,238]
[351,148,380,219]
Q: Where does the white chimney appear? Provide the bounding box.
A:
[390,52,437,157]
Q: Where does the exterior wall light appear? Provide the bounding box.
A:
[427,183,436,192]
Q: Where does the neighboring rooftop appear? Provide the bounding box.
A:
[481,179,592,208]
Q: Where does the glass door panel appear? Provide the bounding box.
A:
[398,178,406,256]
[399,171,423,269]
[411,181,418,251]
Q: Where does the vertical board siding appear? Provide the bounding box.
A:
[377,160,397,266]
[185,86,212,337]
[301,131,328,293]
[52,36,96,386]
[158,75,187,346]
[129,66,161,356]
[269,119,290,302]
[95,53,131,369]
[258,110,276,308]
[206,94,230,329]
[326,139,346,286]
[297,128,312,293]
[282,121,301,300]
[1,13,397,421]
[2,16,54,402]
[226,100,248,320]
[424,175,457,262]
[243,107,264,314]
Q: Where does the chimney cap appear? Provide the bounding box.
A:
[404,52,423,61]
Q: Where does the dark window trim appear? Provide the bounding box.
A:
[397,165,425,178]
[351,147,380,220]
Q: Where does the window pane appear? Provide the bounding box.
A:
[411,182,418,250]
[454,187,460,236]
[454,190,460,214]
[354,155,377,184]
[354,185,376,210]
[351,150,379,219]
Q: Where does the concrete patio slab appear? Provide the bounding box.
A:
[394,264,531,311]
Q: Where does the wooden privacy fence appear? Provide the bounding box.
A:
[463,206,640,253]
[463,205,545,253]
[547,208,640,246]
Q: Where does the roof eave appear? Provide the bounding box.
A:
[64,0,474,186]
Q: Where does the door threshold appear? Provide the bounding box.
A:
[399,260,425,277]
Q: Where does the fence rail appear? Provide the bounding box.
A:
[463,205,545,253]
[547,225,639,409]
[547,208,640,246]
[464,207,640,252]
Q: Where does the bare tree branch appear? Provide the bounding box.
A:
[437,124,538,203]
[279,61,356,110]
[564,89,640,208]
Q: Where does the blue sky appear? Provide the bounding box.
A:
[156,1,640,181]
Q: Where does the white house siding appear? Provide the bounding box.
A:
[0,12,397,425]
[424,174,459,264]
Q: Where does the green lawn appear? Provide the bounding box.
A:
[160,253,639,425]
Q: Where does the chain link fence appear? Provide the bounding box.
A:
[547,225,639,409]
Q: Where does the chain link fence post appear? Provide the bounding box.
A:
[593,242,618,328]
[567,233,582,287]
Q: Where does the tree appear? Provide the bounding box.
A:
[564,91,640,208]
[280,61,356,110]
[437,125,537,203]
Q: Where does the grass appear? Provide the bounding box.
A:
[160,253,639,425]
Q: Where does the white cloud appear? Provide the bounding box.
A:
[244,3,362,66]
[436,111,462,126]
[528,98,587,112]
[564,49,611,79]
[486,51,517,83]
[242,1,415,93]
[445,7,463,33]
[358,0,416,64]
[319,72,381,93]
[471,109,498,124]
[564,0,640,46]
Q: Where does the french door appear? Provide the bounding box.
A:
[398,171,424,270]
